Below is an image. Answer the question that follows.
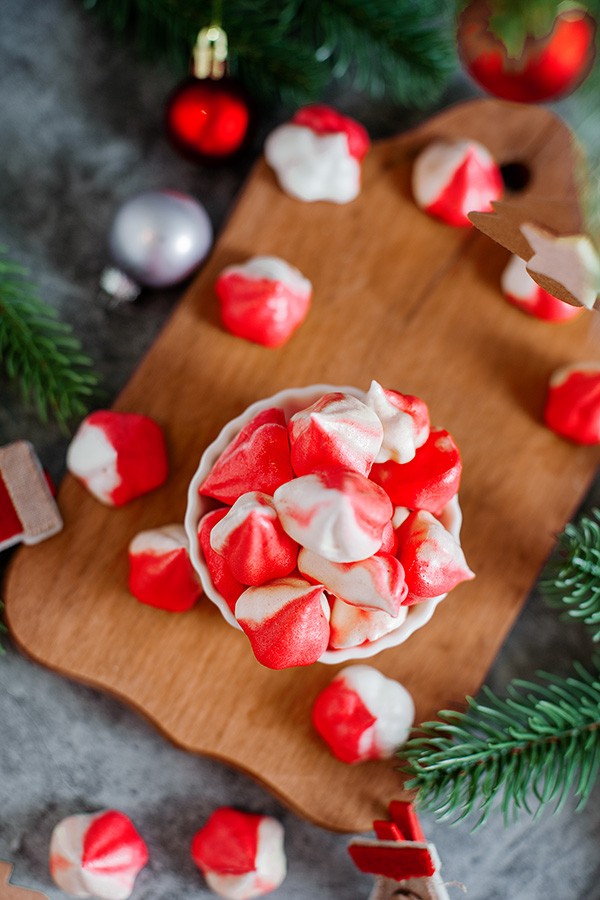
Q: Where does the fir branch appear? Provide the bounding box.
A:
[402,664,600,827]
[82,0,456,107]
[295,0,456,105]
[0,252,99,428]
[540,509,600,642]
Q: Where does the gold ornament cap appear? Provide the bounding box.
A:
[193,25,228,79]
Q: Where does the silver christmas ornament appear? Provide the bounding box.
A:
[100,190,213,304]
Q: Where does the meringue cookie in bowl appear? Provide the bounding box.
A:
[185,384,472,666]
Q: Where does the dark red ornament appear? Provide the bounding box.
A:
[165,76,251,161]
[457,0,596,103]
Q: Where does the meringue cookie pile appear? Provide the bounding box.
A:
[193,382,474,669]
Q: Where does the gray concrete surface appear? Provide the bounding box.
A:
[1,2,600,897]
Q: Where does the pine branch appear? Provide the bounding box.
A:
[81,0,456,107]
[541,510,600,642]
[0,251,99,428]
[294,0,456,105]
[401,664,600,827]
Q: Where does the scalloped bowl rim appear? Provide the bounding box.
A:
[184,384,458,664]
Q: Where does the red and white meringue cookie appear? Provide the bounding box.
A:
[200,407,294,506]
[216,256,313,347]
[298,547,407,617]
[49,810,148,900]
[288,391,383,477]
[544,361,600,444]
[328,597,407,650]
[235,575,330,669]
[128,523,201,612]
[412,139,503,228]
[501,253,583,322]
[273,469,393,563]
[189,383,474,667]
[198,509,245,613]
[397,510,474,601]
[366,380,430,464]
[312,665,415,764]
[210,491,298,585]
[191,807,286,900]
[67,410,168,506]
[370,428,462,516]
[264,104,370,204]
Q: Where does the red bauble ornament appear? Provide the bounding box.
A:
[457,0,596,103]
[165,76,251,161]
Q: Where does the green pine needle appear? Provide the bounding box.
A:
[541,509,600,642]
[0,251,100,428]
[401,664,600,827]
[82,0,456,107]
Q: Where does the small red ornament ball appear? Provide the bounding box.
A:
[457,0,596,103]
[165,76,251,160]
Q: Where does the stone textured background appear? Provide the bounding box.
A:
[1,2,600,897]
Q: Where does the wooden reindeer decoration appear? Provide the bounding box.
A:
[348,801,450,900]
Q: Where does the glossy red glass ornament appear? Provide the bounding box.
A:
[457,0,596,103]
[165,76,251,161]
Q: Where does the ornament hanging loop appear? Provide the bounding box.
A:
[193,25,228,80]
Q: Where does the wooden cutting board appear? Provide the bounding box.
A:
[6,99,600,833]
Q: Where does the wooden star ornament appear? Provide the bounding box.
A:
[470,194,600,312]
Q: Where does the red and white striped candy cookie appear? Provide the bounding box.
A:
[328,596,408,650]
[235,575,330,669]
[544,361,600,444]
[200,407,294,506]
[274,469,392,563]
[264,104,370,204]
[312,665,415,764]
[49,810,148,900]
[128,523,201,612]
[298,547,408,616]
[216,256,313,348]
[288,392,383,477]
[501,253,583,322]
[412,139,503,228]
[370,428,462,515]
[366,380,430,464]
[67,410,168,506]
[191,807,286,900]
[397,510,474,600]
[210,491,298,585]
[198,509,245,613]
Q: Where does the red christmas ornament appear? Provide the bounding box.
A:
[457,0,596,103]
[166,77,251,160]
[165,25,251,161]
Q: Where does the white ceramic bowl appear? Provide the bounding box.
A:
[184,385,462,664]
